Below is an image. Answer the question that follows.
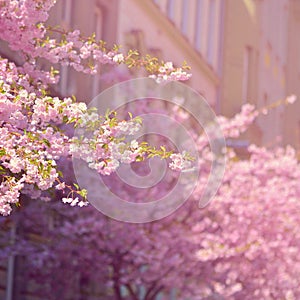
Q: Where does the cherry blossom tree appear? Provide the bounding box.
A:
[0,0,192,216]
[2,98,300,300]
[1,1,300,299]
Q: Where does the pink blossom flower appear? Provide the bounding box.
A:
[286,94,297,104]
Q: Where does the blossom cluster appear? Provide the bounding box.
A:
[69,112,143,175]
[0,0,194,216]
[149,61,192,83]
[0,0,191,89]
[169,151,193,171]
[216,103,259,138]
[12,137,300,299]
[0,56,192,216]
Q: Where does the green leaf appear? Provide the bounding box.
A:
[78,189,88,198]
[0,149,6,156]
[134,117,143,124]
[42,139,51,147]
[0,165,7,174]
[135,156,144,162]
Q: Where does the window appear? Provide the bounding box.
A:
[181,1,189,36]
[92,6,104,98]
[194,0,223,72]
[59,65,69,96]
[61,0,72,25]
[207,0,216,64]
[167,0,175,20]
[242,47,251,103]
[94,6,104,41]
[60,0,72,96]
[243,46,259,104]
[194,0,203,51]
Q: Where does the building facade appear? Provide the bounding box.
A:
[46,0,224,109]
[283,0,300,147]
[221,0,300,148]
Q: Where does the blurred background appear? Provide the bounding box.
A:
[43,0,300,149]
[1,0,300,299]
